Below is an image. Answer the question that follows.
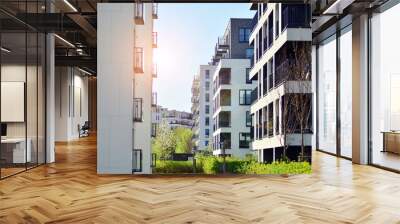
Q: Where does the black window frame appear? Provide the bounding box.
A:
[239,89,252,105]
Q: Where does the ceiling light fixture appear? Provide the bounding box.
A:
[63,0,78,12]
[54,34,75,48]
[78,67,93,76]
[1,47,11,53]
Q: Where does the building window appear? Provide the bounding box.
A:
[268,103,273,137]
[205,117,210,126]
[246,48,254,59]
[205,70,210,79]
[205,105,210,114]
[239,133,251,148]
[205,129,210,137]
[205,81,210,91]
[205,140,209,146]
[246,68,252,84]
[239,90,252,105]
[239,28,251,42]
[246,111,252,127]
[205,93,210,102]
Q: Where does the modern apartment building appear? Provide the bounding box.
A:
[310,0,400,172]
[160,108,194,130]
[211,18,256,158]
[97,3,158,174]
[248,3,313,163]
[191,65,216,151]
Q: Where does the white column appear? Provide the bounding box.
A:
[352,14,369,164]
[97,4,134,174]
[46,32,55,164]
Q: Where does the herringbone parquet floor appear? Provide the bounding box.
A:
[1,135,400,223]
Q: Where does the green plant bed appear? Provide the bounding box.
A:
[238,161,312,175]
[155,160,201,174]
[154,157,312,175]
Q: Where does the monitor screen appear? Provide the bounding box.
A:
[1,123,7,137]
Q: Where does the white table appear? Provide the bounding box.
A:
[1,138,31,163]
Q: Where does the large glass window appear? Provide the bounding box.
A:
[370,4,400,171]
[339,26,352,158]
[317,35,337,154]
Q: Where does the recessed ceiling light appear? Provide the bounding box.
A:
[1,47,11,53]
[63,0,78,12]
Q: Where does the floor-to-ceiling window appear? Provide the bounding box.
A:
[339,25,352,158]
[370,3,400,171]
[317,35,337,154]
[0,1,46,179]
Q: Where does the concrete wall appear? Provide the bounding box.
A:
[97,3,134,174]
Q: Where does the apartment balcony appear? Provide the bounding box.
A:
[133,98,143,122]
[217,68,231,87]
[218,111,231,128]
[281,4,311,31]
[152,92,157,107]
[152,32,158,48]
[134,3,144,25]
[152,64,157,78]
[216,37,229,50]
[152,3,158,19]
[220,89,231,107]
[134,47,144,73]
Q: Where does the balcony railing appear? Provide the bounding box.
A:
[152,3,158,19]
[134,47,143,73]
[281,4,311,32]
[152,92,157,106]
[152,63,157,78]
[134,3,144,25]
[133,98,143,122]
[132,149,142,172]
[152,32,157,48]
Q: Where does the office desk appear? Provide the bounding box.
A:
[1,138,31,164]
[382,131,400,154]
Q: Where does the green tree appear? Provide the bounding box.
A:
[152,120,176,160]
[174,128,193,153]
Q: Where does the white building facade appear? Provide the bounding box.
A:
[249,3,312,163]
[212,59,256,158]
[192,65,216,151]
[97,3,157,174]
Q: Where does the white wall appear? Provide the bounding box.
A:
[97,3,134,174]
[54,67,89,141]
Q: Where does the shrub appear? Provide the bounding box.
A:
[155,160,194,173]
[238,161,312,175]
[154,156,311,175]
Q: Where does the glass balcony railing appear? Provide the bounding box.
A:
[281,4,311,31]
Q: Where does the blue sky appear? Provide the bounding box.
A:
[153,3,253,112]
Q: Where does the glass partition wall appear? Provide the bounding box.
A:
[0,4,46,179]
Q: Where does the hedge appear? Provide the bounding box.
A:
[155,156,312,175]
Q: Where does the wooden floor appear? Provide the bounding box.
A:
[1,136,400,223]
